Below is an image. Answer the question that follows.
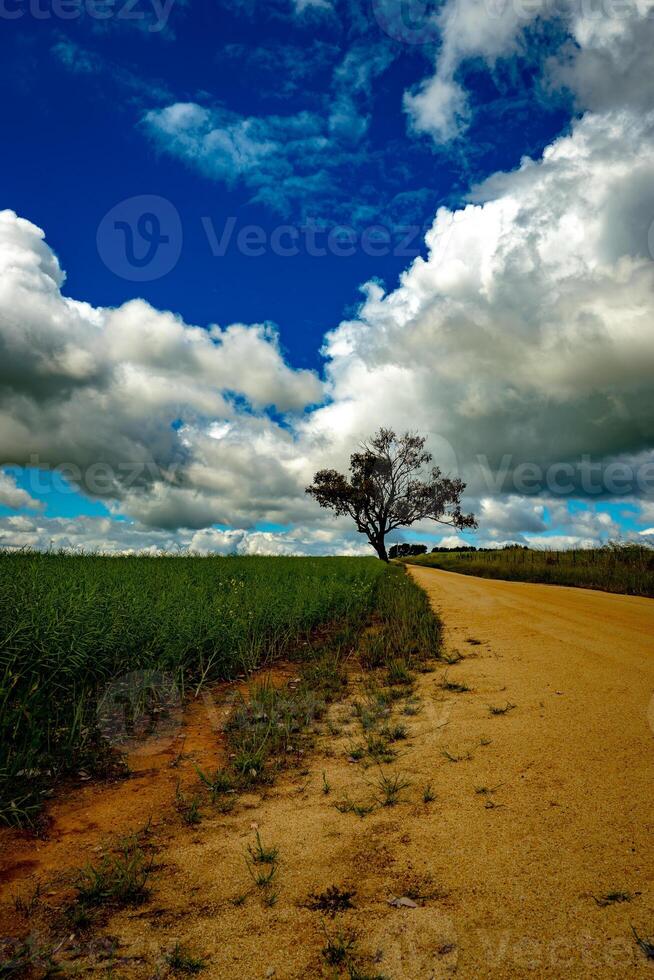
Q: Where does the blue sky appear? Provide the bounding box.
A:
[3,1,567,369]
[1,0,653,553]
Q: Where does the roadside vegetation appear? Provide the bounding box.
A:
[0,552,389,827]
[1,558,445,977]
[193,562,440,808]
[400,544,654,597]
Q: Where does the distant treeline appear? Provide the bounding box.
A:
[389,543,527,558]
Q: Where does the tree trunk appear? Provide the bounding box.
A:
[373,538,389,562]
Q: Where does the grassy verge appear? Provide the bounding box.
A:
[0,553,388,827]
[201,563,441,796]
[400,544,654,597]
[0,555,441,827]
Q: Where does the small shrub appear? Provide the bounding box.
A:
[307,885,356,916]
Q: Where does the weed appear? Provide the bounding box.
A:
[13,883,41,919]
[66,902,92,929]
[307,885,356,916]
[244,833,279,889]
[633,927,654,960]
[165,943,207,974]
[352,692,390,731]
[215,796,236,814]
[442,748,472,763]
[474,784,502,795]
[247,831,278,865]
[322,771,331,795]
[440,650,464,665]
[348,744,367,762]
[398,871,445,903]
[195,766,235,800]
[439,675,471,693]
[488,702,516,716]
[301,654,347,702]
[226,676,325,785]
[358,632,389,670]
[365,734,396,763]
[0,937,63,977]
[380,723,408,742]
[320,923,358,967]
[386,660,415,687]
[422,783,436,803]
[347,967,388,980]
[246,860,277,889]
[175,785,202,826]
[74,842,152,907]
[334,796,375,818]
[593,891,634,907]
[370,769,411,807]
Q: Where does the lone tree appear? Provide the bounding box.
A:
[306,428,477,562]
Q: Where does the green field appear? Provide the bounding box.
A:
[0,552,438,825]
[401,545,654,597]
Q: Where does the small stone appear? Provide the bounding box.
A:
[250,822,259,830]
[265,969,276,978]
[387,896,418,909]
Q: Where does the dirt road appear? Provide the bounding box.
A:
[3,569,654,978]
[407,565,654,977]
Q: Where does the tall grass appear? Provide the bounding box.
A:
[0,552,387,825]
[402,544,654,597]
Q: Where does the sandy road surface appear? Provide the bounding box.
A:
[408,565,654,977]
[3,569,654,979]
